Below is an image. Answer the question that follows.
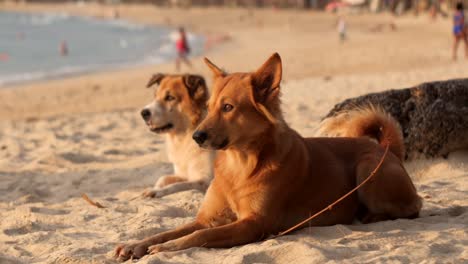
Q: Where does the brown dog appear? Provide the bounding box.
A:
[115,54,422,261]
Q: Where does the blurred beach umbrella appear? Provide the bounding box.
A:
[342,0,366,4]
[325,1,348,12]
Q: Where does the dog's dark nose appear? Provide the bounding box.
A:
[192,131,208,145]
[141,109,151,121]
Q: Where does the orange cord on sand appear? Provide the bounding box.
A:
[276,140,390,237]
[81,193,106,208]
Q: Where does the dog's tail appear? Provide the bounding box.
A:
[317,105,405,160]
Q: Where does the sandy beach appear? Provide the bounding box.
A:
[0,2,467,263]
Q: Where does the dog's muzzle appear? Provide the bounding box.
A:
[141,108,173,133]
[192,130,208,145]
[141,109,151,122]
[193,130,229,150]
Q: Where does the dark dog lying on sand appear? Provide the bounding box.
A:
[318,78,468,160]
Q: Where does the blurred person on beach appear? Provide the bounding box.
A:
[0,53,8,62]
[60,40,68,57]
[175,27,192,72]
[17,32,24,40]
[337,16,347,42]
[112,9,120,19]
[428,0,448,20]
[452,2,467,60]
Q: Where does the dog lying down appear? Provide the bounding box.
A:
[115,54,422,261]
[317,79,468,160]
[140,74,214,198]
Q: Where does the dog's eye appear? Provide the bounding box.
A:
[165,95,175,101]
[222,104,234,113]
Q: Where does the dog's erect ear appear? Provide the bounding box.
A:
[251,53,282,103]
[183,74,208,103]
[146,73,165,88]
[204,57,225,78]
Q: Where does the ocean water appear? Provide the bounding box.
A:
[0,11,204,87]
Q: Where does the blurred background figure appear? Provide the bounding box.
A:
[60,40,68,57]
[16,32,24,40]
[337,15,347,42]
[175,27,192,72]
[452,2,467,60]
[0,52,9,62]
[429,0,442,20]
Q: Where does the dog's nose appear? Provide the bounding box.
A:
[141,109,151,121]
[192,131,208,145]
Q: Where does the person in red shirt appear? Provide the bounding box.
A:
[175,27,192,72]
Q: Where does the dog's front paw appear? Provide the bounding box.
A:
[141,189,160,198]
[114,242,149,262]
[148,241,177,254]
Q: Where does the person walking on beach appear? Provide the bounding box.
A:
[60,40,68,57]
[337,16,347,42]
[175,27,192,72]
[452,2,467,60]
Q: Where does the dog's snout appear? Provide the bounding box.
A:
[141,109,151,121]
[192,131,208,145]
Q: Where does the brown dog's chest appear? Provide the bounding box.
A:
[221,177,251,214]
[215,168,268,217]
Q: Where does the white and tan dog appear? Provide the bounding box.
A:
[140,73,214,198]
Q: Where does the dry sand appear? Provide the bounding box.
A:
[0,2,467,264]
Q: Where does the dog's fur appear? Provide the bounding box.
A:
[115,54,421,261]
[318,79,468,159]
[140,74,214,198]
[317,105,406,160]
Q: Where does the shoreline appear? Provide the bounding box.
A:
[0,9,209,88]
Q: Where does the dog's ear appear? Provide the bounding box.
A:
[204,57,225,78]
[183,74,208,103]
[251,53,282,104]
[146,73,165,88]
